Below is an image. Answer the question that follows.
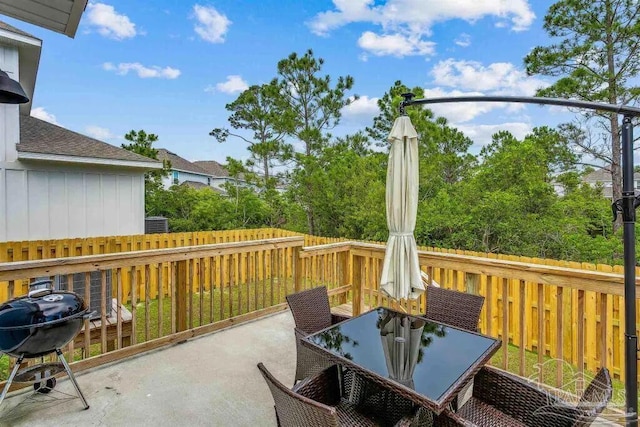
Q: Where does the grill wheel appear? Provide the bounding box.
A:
[33,378,56,393]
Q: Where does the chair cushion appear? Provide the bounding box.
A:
[457,397,527,427]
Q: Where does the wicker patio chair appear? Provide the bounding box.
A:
[286,286,350,383]
[424,287,485,332]
[433,366,612,427]
[257,363,421,427]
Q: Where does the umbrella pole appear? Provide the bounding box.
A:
[622,115,638,426]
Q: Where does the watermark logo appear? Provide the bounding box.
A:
[524,359,631,424]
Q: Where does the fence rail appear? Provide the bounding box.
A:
[0,229,636,398]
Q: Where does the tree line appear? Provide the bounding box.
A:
[124,0,639,265]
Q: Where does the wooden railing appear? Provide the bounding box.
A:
[0,231,636,402]
[321,241,637,387]
[0,236,306,381]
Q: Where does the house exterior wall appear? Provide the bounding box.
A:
[582,170,640,199]
[0,161,144,241]
[161,169,210,189]
[0,45,19,163]
[0,32,148,243]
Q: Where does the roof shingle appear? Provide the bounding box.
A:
[193,160,229,177]
[157,149,210,175]
[17,115,160,164]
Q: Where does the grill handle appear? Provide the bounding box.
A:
[28,279,54,298]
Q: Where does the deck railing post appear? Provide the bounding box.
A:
[465,272,480,295]
[293,244,303,294]
[338,250,350,305]
[352,253,364,316]
[175,259,188,332]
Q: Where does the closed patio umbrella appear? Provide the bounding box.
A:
[380,115,425,300]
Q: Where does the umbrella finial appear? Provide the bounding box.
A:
[399,92,415,115]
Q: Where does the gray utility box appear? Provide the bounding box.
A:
[55,270,113,320]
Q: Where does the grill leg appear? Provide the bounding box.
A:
[56,349,89,410]
[0,355,24,408]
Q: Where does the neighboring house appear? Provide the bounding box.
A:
[582,168,640,199]
[195,160,264,193]
[193,160,239,192]
[0,21,162,241]
[156,153,255,194]
[157,149,213,189]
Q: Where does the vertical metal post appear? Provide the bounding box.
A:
[622,115,638,426]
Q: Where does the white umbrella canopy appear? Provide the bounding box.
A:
[380,115,425,300]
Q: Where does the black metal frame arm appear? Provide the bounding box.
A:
[399,94,640,426]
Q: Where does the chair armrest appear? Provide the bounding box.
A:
[293,364,341,406]
[473,367,573,426]
[393,406,436,427]
[331,313,350,324]
[433,408,478,427]
[393,414,417,427]
[294,327,307,340]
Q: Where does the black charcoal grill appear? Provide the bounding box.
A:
[0,279,91,409]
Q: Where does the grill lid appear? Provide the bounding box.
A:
[0,279,88,331]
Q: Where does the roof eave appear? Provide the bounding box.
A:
[172,167,212,176]
[17,151,164,170]
[0,0,88,38]
[65,0,87,38]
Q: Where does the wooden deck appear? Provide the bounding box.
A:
[331,303,369,318]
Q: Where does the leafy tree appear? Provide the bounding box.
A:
[275,49,356,234]
[368,81,476,200]
[121,130,171,214]
[210,83,293,188]
[367,81,426,146]
[524,0,640,230]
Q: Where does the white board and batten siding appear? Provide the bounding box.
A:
[0,162,145,241]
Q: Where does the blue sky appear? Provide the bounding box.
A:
[4,0,570,164]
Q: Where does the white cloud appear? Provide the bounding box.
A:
[357,32,435,57]
[342,95,380,119]
[454,33,471,47]
[308,0,534,57]
[192,5,231,43]
[103,62,181,79]
[208,75,249,94]
[457,122,533,151]
[431,59,548,95]
[86,2,137,40]
[85,125,114,140]
[31,107,59,125]
[309,0,535,35]
[421,59,551,122]
[422,87,503,123]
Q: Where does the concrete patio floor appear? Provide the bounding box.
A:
[0,310,296,427]
[0,310,623,427]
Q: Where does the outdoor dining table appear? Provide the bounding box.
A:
[301,306,501,415]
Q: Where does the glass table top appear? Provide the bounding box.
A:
[306,307,501,404]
